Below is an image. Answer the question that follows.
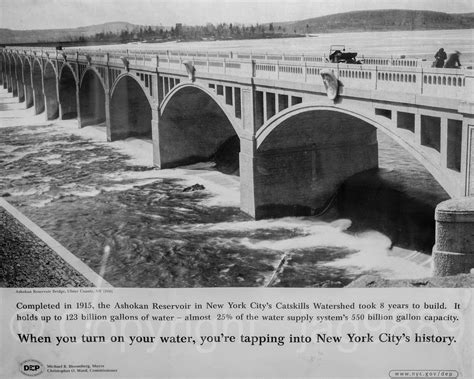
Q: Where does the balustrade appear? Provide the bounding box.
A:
[2,47,471,101]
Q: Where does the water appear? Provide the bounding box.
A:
[0,85,444,287]
[91,28,474,64]
[3,29,461,287]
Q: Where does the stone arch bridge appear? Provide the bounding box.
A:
[1,47,474,219]
[2,46,474,275]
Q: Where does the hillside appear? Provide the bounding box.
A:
[274,9,474,33]
[0,22,140,44]
[1,9,473,45]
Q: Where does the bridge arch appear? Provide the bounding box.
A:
[6,53,12,90]
[43,61,59,120]
[160,82,243,137]
[253,104,452,218]
[3,53,10,90]
[79,68,106,127]
[157,82,243,169]
[58,63,77,119]
[13,54,25,102]
[0,53,4,87]
[0,52,6,84]
[109,73,153,141]
[8,54,17,95]
[32,59,44,114]
[22,58,34,108]
[59,62,78,84]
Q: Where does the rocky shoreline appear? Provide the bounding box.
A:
[0,205,93,287]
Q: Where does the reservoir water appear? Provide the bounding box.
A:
[97,29,474,64]
[1,29,467,287]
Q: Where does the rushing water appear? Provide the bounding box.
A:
[0,85,446,287]
[3,29,465,287]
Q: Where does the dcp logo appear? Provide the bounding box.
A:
[19,360,44,376]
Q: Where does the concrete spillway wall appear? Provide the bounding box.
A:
[0,198,110,287]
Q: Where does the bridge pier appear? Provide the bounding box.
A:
[24,83,33,109]
[32,89,44,114]
[75,75,83,128]
[43,65,59,120]
[16,74,25,103]
[151,107,161,166]
[433,197,474,276]
[104,89,112,139]
[7,62,13,93]
[239,137,258,217]
[11,75,17,97]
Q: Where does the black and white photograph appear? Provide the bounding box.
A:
[0,0,472,377]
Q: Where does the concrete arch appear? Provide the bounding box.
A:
[0,52,6,88]
[59,62,78,85]
[257,104,386,148]
[22,58,34,108]
[161,82,243,137]
[157,82,242,169]
[13,54,25,102]
[111,72,154,110]
[254,104,453,218]
[43,61,59,120]
[58,64,78,119]
[0,53,3,87]
[109,73,153,141]
[5,54,12,91]
[8,54,17,95]
[32,58,45,114]
[79,68,106,127]
[79,66,106,90]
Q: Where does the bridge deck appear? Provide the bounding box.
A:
[4,46,472,102]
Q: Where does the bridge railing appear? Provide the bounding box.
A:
[108,52,124,66]
[2,47,471,101]
[252,59,470,100]
[158,55,253,76]
[64,51,78,61]
[127,53,157,68]
[420,67,467,99]
[63,47,423,67]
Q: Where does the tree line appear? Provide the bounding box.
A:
[73,22,297,44]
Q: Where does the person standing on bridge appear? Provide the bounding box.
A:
[444,51,462,69]
[433,48,447,68]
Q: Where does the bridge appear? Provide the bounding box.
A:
[1,46,474,276]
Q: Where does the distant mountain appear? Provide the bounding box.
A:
[274,9,474,34]
[0,22,142,44]
[1,10,473,45]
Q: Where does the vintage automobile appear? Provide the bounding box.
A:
[328,45,361,64]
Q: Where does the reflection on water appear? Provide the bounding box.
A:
[0,89,444,287]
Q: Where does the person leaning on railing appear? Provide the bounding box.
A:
[433,48,447,68]
[444,51,461,69]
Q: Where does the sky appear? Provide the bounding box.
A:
[1,0,473,30]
